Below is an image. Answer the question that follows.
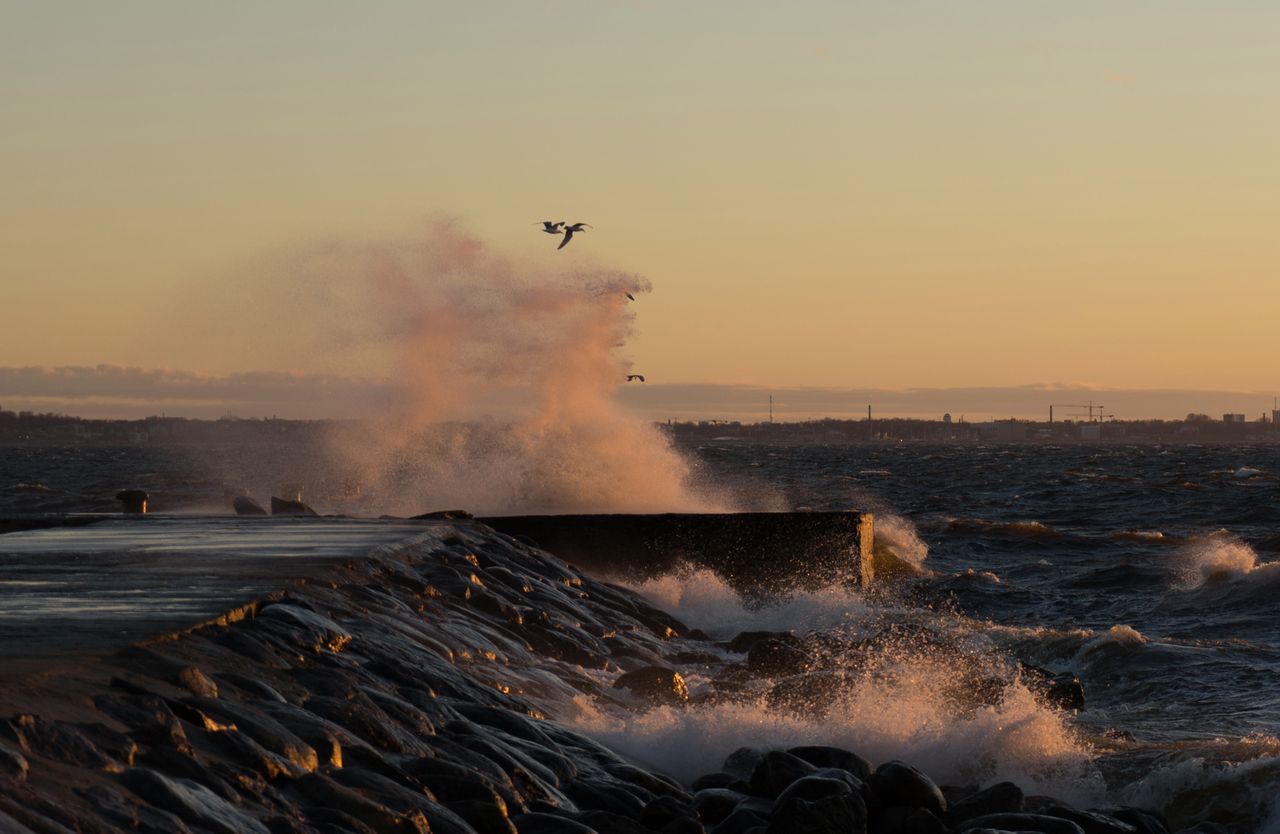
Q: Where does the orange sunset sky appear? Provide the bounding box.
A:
[2,2,1278,418]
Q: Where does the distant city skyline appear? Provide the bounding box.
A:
[1,364,1277,423]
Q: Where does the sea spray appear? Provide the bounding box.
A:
[199,220,733,515]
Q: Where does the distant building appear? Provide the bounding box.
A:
[1080,424,1102,441]
[1223,414,1246,423]
[942,413,952,424]
[1272,410,1280,426]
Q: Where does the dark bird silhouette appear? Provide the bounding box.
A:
[558,222,592,250]
[626,374,645,382]
[625,292,636,301]
[538,220,565,234]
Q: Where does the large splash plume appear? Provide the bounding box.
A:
[265,221,731,516]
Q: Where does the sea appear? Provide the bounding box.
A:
[4,441,1280,829]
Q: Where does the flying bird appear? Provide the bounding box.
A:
[625,292,635,301]
[626,374,645,382]
[557,222,592,250]
[537,221,565,234]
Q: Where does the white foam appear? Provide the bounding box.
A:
[623,568,873,639]
[1174,531,1272,589]
[568,666,1102,804]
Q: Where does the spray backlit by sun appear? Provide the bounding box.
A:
[290,221,731,515]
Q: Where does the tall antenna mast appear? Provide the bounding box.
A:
[769,395,773,424]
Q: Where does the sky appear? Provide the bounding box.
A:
[2,2,1278,419]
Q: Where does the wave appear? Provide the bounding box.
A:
[1173,531,1280,590]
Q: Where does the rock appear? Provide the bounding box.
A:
[257,604,352,654]
[785,746,872,781]
[175,666,220,698]
[958,813,1086,834]
[1042,805,1136,834]
[565,776,647,818]
[1173,824,1229,834]
[271,497,318,516]
[1022,666,1086,711]
[442,800,513,834]
[946,781,1024,824]
[766,775,867,834]
[120,768,270,834]
[515,812,600,834]
[747,640,811,677]
[874,805,950,834]
[116,489,149,513]
[694,789,748,825]
[1100,808,1171,834]
[0,742,28,782]
[723,748,766,780]
[641,795,698,829]
[78,783,190,834]
[294,773,423,833]
[727,632,792,654]
[9,715,125,772]
[412,510,475,520]
[711,806,769,834]
[749,751,816,799]
[693,773,742,792]
[613,666,690,705]
[869,761,945,816]
[233,496,268,516]
[92,693,189,751]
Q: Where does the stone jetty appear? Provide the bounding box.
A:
[0,519,1196,833]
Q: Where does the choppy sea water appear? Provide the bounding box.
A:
[4,442,1280,828]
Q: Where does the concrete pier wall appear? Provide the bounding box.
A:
[478,511,874,593]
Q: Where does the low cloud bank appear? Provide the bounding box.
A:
[0,365,1273,422]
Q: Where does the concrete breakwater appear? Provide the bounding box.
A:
[0,521,1186,834]
[479,512,875,593]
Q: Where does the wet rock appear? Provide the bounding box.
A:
[869,761,945,816]
[78,784,190,834]
[176,666,220,698]
[748,751,817,799]
[957,813,1086,834]
[786,746,872,781]
[1101,807,1171,834]
[945,781,1024,824]
[515,812,600,834]
[765,672,855,717]
[116,489,149,513]
[767,774,867,834]
[233,496,268,516]
[257,604,352,654]
[641,794,699,829]
[613,666,690,705]
[604,763,690,801]
[1173,824,1229,834]
[693,773,741,792]
[120,767,270,834]
[694,789,748,825]
[723,748,766,780]
[0,741,28,782]
[727,631,790,654]
[408,753,527,814]
[576,810,651,834]
[710,806,769,834]
[747,639,811,677]
[209,728,307,781]
[1022,665,1086,711]
[271,497,319,516]
[1042,805,1137,834]
[185,698,318,772]
[566,776,647,818]
[93,693,189,750]
[873,805,947,834]
[445,799,513,834]
[295,772,426,833]
[9,715,127,772]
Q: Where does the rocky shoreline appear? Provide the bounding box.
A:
[0,523,1219,834]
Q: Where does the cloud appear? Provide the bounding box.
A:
[0,365,400,419]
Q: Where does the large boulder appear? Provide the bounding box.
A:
[869,761,945,816]
[270,496,318,516]
[766,775,867,834]
[749,751,816,799]
[613,667,690,705]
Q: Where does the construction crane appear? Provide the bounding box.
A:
[1049,402,1110,423]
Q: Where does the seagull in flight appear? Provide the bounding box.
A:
[626,374,645,382]
[557,222,592,250]
[537,221,565,234]
[625,292,636,301]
